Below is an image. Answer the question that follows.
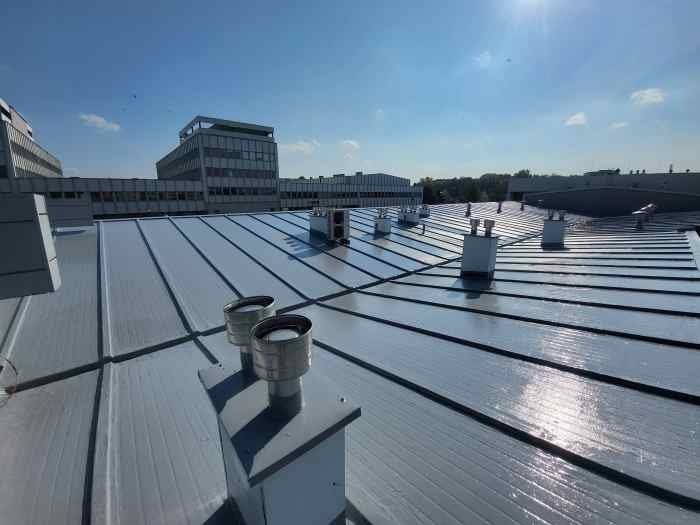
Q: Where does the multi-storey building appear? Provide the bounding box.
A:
[156,116,279,213]
[0,102,422,225]
[0,98,63,181]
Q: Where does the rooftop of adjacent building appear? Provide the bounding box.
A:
[0,97,34,140]
[179,115,274,141]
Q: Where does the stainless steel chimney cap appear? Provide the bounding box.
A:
[251,315,313,382]
[483,218,495,236]
[223,296,276,346]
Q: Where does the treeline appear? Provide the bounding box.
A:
[417,169,547,204]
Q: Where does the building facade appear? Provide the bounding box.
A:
[1,98,63,181]
[0,104,422,225]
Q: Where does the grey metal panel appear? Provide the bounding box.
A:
[278,213,423,271]
[0,370,98,525]
[364,281,700,346]
[309,347,698,524]
[498,252,693,261]
[346,220,457,259]
[1,229,99,383]
[92,343,228,525]
[0,297,20,348]
[202,216,343,299]
[100,221,188,357]
[172,217,304,309]
[138,219,236,332]
[396,273,700,315]
[494,262,700,279]
[322,291,700,397]
[493,257,696,268]
[301,303,700,502]
[232,215,377,288]
[257,214,404,279]
[422,267,700,294]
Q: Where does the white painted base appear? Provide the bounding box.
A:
[542,219,566,246]
[375,217,392,234]
[461,235,498,277]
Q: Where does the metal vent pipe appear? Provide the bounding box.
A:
[470,218,480,235]
[252,315,313,419]
[223,296,276,377]
[483,219,495,237]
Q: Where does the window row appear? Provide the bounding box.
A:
[10,141,63,175]
[202,135,275,154]
[90,191,204,202]
[207,186,277,196]
[205,167,277,179]
[203,147,275,162]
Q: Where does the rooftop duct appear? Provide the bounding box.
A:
[309,207,350,244]
[465,202,471,217]
[542,210,567,247]
[223,296,275,378]
[419,204,430,218]
[520,201,525,211]
[374,208,392,234]
[0,194,61,300]
[461,218,498,279]
[397,206,420,225]
[632,203,657,229]
[199,309,360,525]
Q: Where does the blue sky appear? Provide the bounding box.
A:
[1,0,699,181]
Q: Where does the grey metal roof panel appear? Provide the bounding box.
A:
[276,213,425,271]
[321,290,700,398]
[137,218,237,332]
[310,346,698,524]
[422,267,700,294]
[201,216,344,299]
[100,221,188,357]
[0,370,98,525]
[91,343,229,525]
[374,278,700,343]
[1,228,99,384]
[494,262,700,279]
[171,217,304,309]
[301,302,700,503]
[231,215,378,288]
[255,214,405,280]
[0,298,20,348]
[397,273,700,315]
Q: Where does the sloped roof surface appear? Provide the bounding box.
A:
[0,203,699,524]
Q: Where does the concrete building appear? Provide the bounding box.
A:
[0,97,62,181]
[0,102,422,225]
[508,170,700,216]
[156,116,279,213]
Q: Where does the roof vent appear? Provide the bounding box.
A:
[199,309,361,525]
[465,202,471,217]
[419,204,430,218]
[632,203,657,229]
[223,296,275,378]
[398,206,420,225]
[461,219,498,279]
[309,207,350,244]
[542,209,567,247]
[520,201,525,211]
[374,208,392,234]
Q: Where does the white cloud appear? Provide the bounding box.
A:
[630,88,665,106]
[564,112,587,126]
[340,139,361,160]
[610,121,628,129]
[475,51,493,69]
[279,139,320,155]
[79,113,121,132]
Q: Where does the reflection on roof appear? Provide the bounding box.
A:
[1,202,699,524]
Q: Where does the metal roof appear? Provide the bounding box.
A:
[1,202,699,524]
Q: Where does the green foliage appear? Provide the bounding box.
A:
[418,173,512,204]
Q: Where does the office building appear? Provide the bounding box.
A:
[0,97,63,181]
[0,101,422,225]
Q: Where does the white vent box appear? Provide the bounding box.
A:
[419,204,430,218]
[0,193,61,300]
[541,219,566,246]
[309,209,350,243]
[461,233,498,278]
[199,364,360,525]
[397,207,420,225]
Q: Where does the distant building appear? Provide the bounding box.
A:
[0,103,422,225]
[0,98,63,181]
[507,170,700,216]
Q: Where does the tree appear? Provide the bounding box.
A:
[513,169,532,178]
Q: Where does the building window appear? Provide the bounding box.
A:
[91,192,102,202]
[49,191,62,199]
